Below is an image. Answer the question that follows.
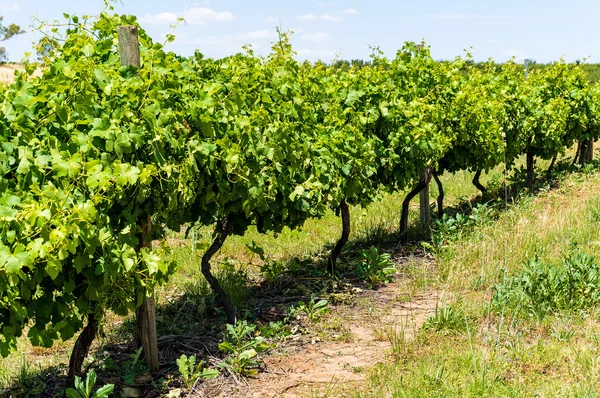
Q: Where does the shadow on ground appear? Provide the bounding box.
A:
[3,158,598,397]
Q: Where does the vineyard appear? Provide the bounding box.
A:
[2,9,600,398]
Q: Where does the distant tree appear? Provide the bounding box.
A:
[0,16,24,63]
[350,59,370,68]
[332,59,351,71]
[36,36,58,65]
[330,59,370,70]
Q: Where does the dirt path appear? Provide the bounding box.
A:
[207,280,441,398]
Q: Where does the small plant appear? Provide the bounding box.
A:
[551,325,576,342]
[384,326,410,359]
[293,296,330,323]
[259,321,293,342]
[66,371,114,398]
[354,247,396,287]
[423,302,470,335]
[176,354,219,391]
[10,357,45,394]
[492,250,600,319]
[429,202,499,249]
[218,320,269,376]
[121,347,147,385]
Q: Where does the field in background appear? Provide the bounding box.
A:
[0,64,43,83]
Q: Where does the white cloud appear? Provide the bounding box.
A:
[302,32,330,42]
[318,2,329,7]
[320,14,343,22]
[264,16,279,23]
[298,13,317,20]
[343,8,359,15]
[140,7,235,25]
[178,30,278,53]
[240,30,276,40]
[297,48,337,61]
[0,3,19,10]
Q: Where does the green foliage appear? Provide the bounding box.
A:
[1,4,599,375]
[0,12,182,358]
[354,247,396,287]
[65,370,114,398]
[428,202,499,249]
[492,251,600,318]
[423,302,471,335]
[176,354,219,391]
[259,321,294,342]
[121,348,147,386]
[218,320,269,376]
[291,296,330,323]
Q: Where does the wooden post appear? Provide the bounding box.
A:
[117,26,159,372]
[117,26,141,68]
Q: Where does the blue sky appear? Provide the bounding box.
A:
[1,0,599,63]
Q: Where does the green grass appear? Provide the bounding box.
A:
[2,152,596,396]
[348,160,600,397]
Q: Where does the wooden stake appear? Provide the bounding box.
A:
[117,26,159,372]
[117,26,141,69]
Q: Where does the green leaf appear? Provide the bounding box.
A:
[141,249,161,275]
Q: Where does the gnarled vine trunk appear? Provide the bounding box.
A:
[526,151,535,190]
[573,141,582,166]
[472,170,487,195]
[202,215,236,324]
[578,139,594,165]
[67,314,99,384]
[547,154,557,176]
[400,167,433,237]
[328,200,350,275]
[433,171,444,218]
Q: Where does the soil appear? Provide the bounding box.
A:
[199,279,440,398]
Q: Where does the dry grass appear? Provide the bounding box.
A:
[2,153,599,397]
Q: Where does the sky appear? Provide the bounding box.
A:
[1,0,599,63]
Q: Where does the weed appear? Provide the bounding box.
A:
[176,354,219,391]
[385,326,410,360]
[66,370,114,398]
[551,324,576,342]
[218,320,269,376]
[3,356,46,395]
[259,321,294,343]
[291,296,330,323]
[121,348,147,386]
[354,247,396,287]
[428,202,499,250]
[423,302,471,335]
[492,250,600,318]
